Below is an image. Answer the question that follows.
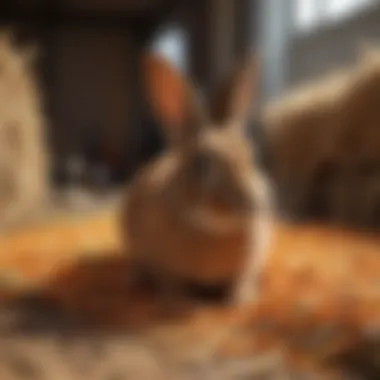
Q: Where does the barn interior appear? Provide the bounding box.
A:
[0,1,379,379]
[2,0,252,186]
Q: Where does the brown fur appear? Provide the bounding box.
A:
[263,45,380,227]
[121,54,273,311]
[0,31,49,230]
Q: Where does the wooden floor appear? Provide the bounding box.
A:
[0,204,379,379]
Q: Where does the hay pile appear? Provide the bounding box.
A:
[264,46,380,227]
[0,31,49,229]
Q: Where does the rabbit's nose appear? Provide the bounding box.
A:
[240,196,257,213]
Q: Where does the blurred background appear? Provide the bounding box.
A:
[2,0,380,219]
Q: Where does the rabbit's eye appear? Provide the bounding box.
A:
[192,154,213,181]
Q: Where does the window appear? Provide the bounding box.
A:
[150,24,188,72]
[294,0,377,32]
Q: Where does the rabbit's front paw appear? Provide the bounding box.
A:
[231,275,260,307]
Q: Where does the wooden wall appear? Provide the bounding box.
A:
[1,0,178,184]
[0,0,257,186]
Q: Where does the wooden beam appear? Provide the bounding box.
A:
[182,1,214,93]
[184,1,259,95]
[3,0,166,13]
[209,0,235,87]
[235,0,259,56]
[0,0,179,29]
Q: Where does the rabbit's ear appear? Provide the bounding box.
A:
[142,53,207,146]
[209,55,259,128]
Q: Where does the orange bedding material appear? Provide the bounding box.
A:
[0,211,379,378]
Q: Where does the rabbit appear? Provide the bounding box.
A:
[120,52,274,312]
[0,30,50,230]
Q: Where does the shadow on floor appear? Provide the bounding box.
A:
[0,250,379,379]
[1,252,234,336]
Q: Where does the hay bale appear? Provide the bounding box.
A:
[0,30,50,229]
[263,44,380,227]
